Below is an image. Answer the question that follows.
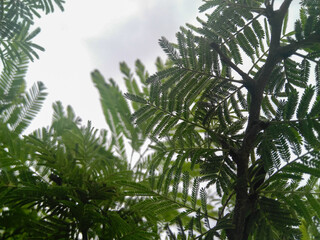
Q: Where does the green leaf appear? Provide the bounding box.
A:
[124,93,147,104]
[284,89,298,120]
[25,27,41,41]
[295,20,303,41]
[159,37,180,64]
[297,86,314,119]
[191,177,200,208]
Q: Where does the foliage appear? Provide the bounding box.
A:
[0,0,65,70]
[0,38,158,240]
[2,0,320,239]
[116,0,320,239]
[0,0,65,134]
[91,62,150,164]
[0,101,158,239]
[0,52,47,134]
[0,59,159,239]
[0,0,158,239]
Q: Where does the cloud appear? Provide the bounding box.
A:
[86,0,200,81]
[25,0,200,133]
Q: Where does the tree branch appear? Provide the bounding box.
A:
[262,150,313,187]
[227,2,294,239]
[267,0,293,51]
[210,42,255,93]
[219,191,235,219]
[294,52,319,63]
[278,0,293,17]
[224,0,267,15]
[278,33,320,59]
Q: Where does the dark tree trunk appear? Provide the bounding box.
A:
[225,1,293,239]
[81,229,88,240]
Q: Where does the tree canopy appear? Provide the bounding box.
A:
[1,0,320,239]
[0,0,65,70]
[120,0,320,239]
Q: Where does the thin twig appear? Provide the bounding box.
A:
[219,191,235,219]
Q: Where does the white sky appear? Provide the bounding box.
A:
[26,0,201,132]
[25,0,301,133]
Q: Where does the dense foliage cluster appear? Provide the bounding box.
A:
[1,0,320,239]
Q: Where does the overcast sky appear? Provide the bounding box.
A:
[25,0,301,133]
[26,0,201,132]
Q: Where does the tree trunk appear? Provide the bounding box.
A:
[81,229,88,240]
[227,2,293,239]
